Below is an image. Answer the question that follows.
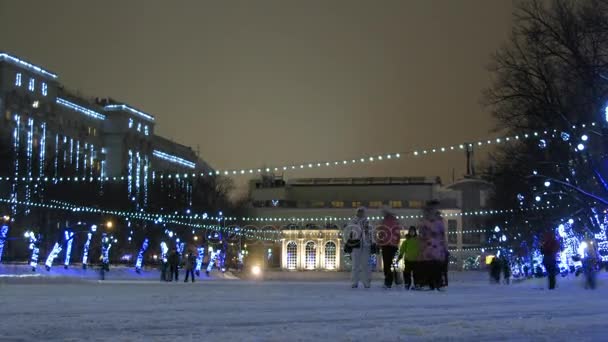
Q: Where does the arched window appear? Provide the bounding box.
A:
[305,241,317,270]
[325,241,337,270]
[286,242,297,270]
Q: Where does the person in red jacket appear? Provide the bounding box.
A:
[377,207,401,288]
[540,231,560,290]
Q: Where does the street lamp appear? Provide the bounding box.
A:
[106,220,113,229]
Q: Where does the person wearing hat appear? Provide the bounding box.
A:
[378,206,401,288]
[418,200,447,290]
[345,207,373,288]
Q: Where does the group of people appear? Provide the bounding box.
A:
[489,255,511,284]
[160,248,198,283]
[347,200,448,291]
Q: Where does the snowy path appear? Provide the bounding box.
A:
[1,274,608,341]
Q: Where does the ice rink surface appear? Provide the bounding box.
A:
[1,270,608,341]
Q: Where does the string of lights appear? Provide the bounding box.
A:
[0,124,597,184]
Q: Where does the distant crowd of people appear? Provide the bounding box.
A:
[160,248,198,283]
[346,200,449,291]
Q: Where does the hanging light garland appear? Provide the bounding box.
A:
[0,124,597,184]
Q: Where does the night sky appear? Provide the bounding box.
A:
[0,1,512,192]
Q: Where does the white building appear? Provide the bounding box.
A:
[248,175,490,270]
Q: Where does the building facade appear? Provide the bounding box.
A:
[248,175,490,270]
[0,52,211,213]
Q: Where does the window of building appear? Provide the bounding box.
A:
[369,201,383,208]
[408,200,424,209]
[463,232,483,245]
[448,219,458,244]
[286,242,297,270]
[352,201,362,208]
[28,78,35,92]
[331,201,344,208]
[129,118,134,129]
[15,73,22,87]
[88,127,92,136]
[144,125,149,136]
[137,122,142,132]
[311,201,325,208]
[324,241,336,270]
[41,82,48,96]
[5,110,11,121]
[389,200,403,208]
[305,241,316,270]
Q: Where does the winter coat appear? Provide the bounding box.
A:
[185,253,197,270]
[540,232,560,257]
[398,235,421,261]
[418,217,447,262]
[377,215,401,247]
[168,251,179,267]
[345,217,374,247]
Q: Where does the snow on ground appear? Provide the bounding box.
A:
[1,270,608,341]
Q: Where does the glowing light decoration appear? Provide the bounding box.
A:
[56,98,106,120]
[152,150,196,169]
[144,125,149,136]
[69,138,74,166]
[104,104,155,122]
[577,143,585,151]
[75,141,80,172]
[128,118,134,128]
[15,73,22,86]
[0,225,9,262]
[581,134,588,141]
[143,155,149,208]
[101,234,112,265]
[195,247,205,273]
[82,232,92,269]
[206,248,220,274]
[0,53,58,78]
[25,118,34,214]
[40,123,46,180]
[135,238,149,273]
[27,232,39,270]
[12,115,21,217]
[128,150,133,203]
[45,242,62,270]
[137,122,142,132]
[538,139,547,149]
[561,132,570,141]
[41,82,48,96]
[28,78,35,92]
[54,134,59,178]
[63,230,74,268]
[160,242,168,263]
[177,242,185,256]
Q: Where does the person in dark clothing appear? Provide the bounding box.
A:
[501,256,511,285]
[490,257,501,284]
[442,251,450,287]
[541,231,560,290]
[168,248,180,282]
[378,207,401,288]
[184,251,197,283]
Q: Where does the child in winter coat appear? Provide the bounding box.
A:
[397,226,421,290]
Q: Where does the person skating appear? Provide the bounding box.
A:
[442,250,450,288]
[378,206,401,289]
[418,200,447,291]
[184,250,197,283]
[397,226,421,290]
[345,207,374,288]
[540,231,560,290]
[168,247,180,282]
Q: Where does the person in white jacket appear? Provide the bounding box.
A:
[345,207,374,288]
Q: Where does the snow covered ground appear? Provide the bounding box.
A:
[1,270,608,341]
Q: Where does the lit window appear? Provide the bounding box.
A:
[324,241,336,270]
[88,127,92,136]
[15,73,22,87]
[32,101,40,109]
[137,122,142,132]
[331,201,344,208]
[128,118,134,129]
[408,200,424,209]
[369,201,383,208]
[28,78,35,92]
[311,201,325,208]
[144,125,149,136]
[352,201,362,208]
[93,128,97,137]
[389,200,403,208]
[305,241,316,270]
[41,82,48,96]
[286,242,297,270]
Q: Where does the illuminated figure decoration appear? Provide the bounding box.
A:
[100,234,112,280]
[82,232,93,269]
[26,231,40,271]
[45,240,62,271]
[0,224,8,262]
[206,247,219,276]
[195,247,205,276]
[160,241,169,281]
[135,238,149,273]
[63,230,74,269]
